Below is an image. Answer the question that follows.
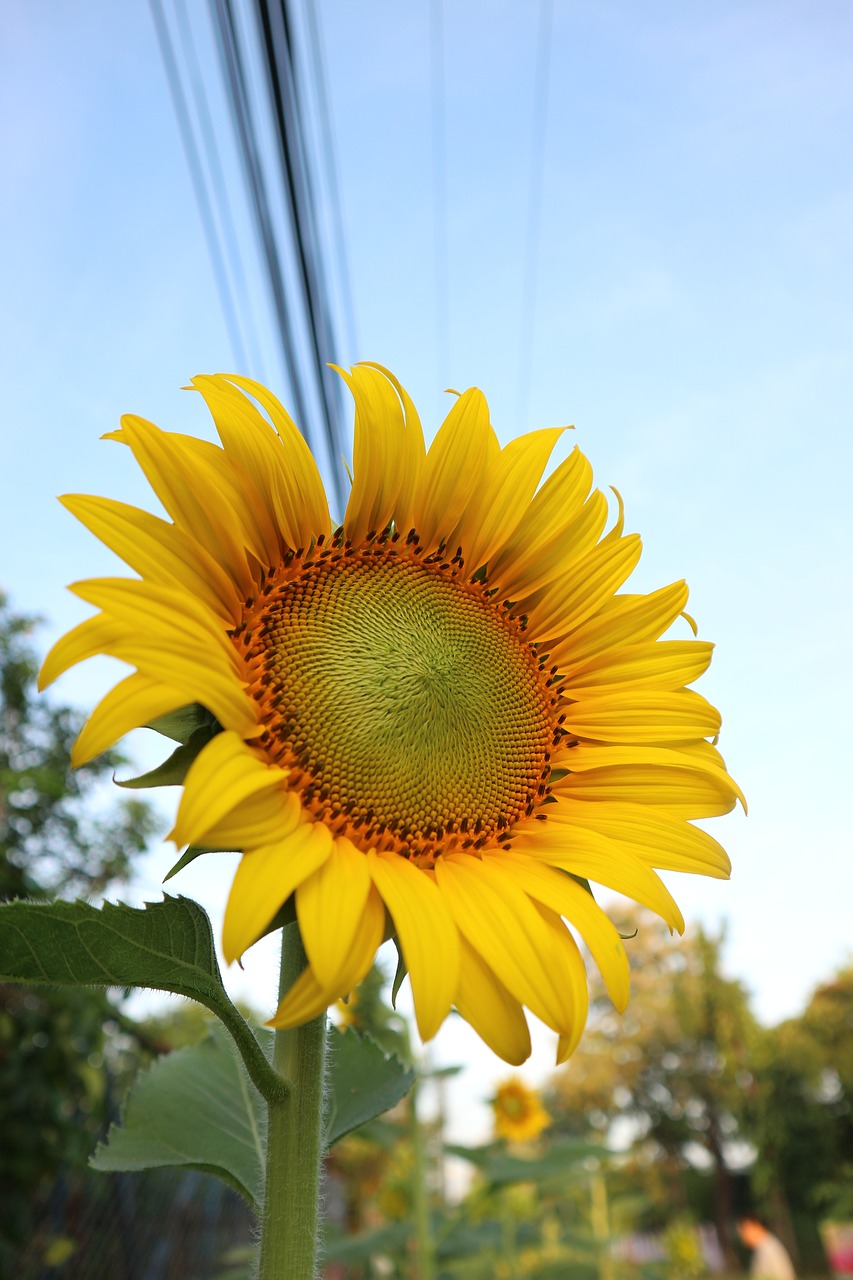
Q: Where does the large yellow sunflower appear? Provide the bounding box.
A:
[40,365,743,1065]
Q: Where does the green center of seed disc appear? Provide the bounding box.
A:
[257,554,552,845]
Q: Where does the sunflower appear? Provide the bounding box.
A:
[40,364,743,1065]
[491,1076,551,1143]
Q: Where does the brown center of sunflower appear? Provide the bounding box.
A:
[234,536,560,859]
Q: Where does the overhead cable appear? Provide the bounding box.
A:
[251,0,347,510]
[207,0,315,457]
[302,0,359,360]
[149,0,249,371]
[173,0,267,381]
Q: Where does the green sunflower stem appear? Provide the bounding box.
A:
[257,924,327,1280]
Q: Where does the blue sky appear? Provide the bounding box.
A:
[2,1,852,1137]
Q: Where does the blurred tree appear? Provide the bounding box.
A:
[547,909,759,1268]
[744,966,853,1270]
[0,592,156,1272]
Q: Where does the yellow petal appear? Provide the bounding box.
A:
[494,851,630,1012]
[69,577,242,677]
[339,364,408,546]
[65,579,257,734]
[60,493,241,625]
[201,787,302,852]
[544,800,731,879]
[221,374,332,545]
[563,640,714,696]
[267,886,384,1028]
[190,375,304,553]
[525,534,642,642]
[297,836,372,990]
[222,822,334,962]
[38,612,126,690]
[491,489,608,600]
[531,902,590,1060]
[106,642,257,737]
[434,853,574,1037]
[563,689,722,744]
[556,764,738,818]
[458,426,565,573]
[109,416,263,594]
[72,673,187,766]
[490,444,593,577]
[357,363,426,533]
[518,822,684,931]
[455,934,532,1065]
[171,731,291,849]
[367,850,459,1042]
[550,580,690,669]
[552,744,746,813]
[412,388,497,554]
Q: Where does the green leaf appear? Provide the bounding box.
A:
[146,703,217,743]
[322,1222,410,1265]
[91,1025,264,1207]
[446,1139,609,1186]
[0,895,285,1102]
[116,724,220,790]
[326,1025,415,1146]
[90,1013,417,1199]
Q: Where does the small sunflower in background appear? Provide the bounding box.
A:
[41,364,743,1064]
[491,1076,551,1144]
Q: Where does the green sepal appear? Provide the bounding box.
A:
[163,845,218,882]
[116,723,221,790]
[390,937,407,1008]
[91,1024,265,1208]
[567,872,594,896]
[258,893,299,936]
[145,703,219,744]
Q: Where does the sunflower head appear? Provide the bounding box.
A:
[492,1076,551,1143]
[41,364,743,1064]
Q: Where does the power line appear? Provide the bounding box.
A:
[207,0,317,477]
[250,0,347,509]
[148,0,249,372]
[302,0,359,360]
[430,0,449,386]
[516,0,554,429]
[173,0,267,381]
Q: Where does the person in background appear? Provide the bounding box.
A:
[737,1215,797,1280]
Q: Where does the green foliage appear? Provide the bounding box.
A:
[337,961,412,1061]
[0,593,156,900]
[448,1139,607,1188]
[327,1024,416,1145]
[90,1017,415,1207]
[0,593,155,1269]
[92,1024,265,1206]
[0,894,284,1102]
[743,967,853,1269]
[547,908,853,1271]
